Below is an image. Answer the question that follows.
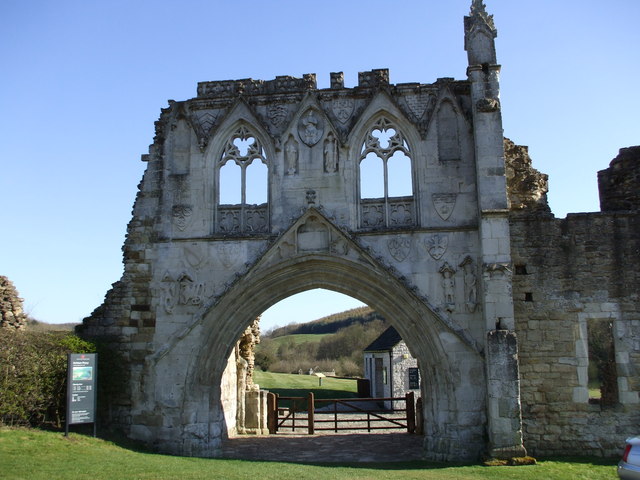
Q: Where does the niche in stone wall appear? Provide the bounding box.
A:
[436,100,461,162]
[296,215,329,253]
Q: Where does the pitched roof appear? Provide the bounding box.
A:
[363,326,403,352]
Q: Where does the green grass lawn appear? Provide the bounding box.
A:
[0,427,618,480]
[255,371,359,410]
[266,333,331,347]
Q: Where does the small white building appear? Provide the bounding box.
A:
[363,326,420,408]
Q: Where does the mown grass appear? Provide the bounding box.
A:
[0,427,618,480]
[255,371,358,410]
[266,333,331,347]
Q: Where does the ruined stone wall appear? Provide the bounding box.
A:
[0,276,27,330]
[508,144,640,457]
[598,146,640,212]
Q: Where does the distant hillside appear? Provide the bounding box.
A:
[26,319,78,332]
[257,307,389,377]
[267,306,386,338]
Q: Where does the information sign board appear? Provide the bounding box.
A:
[66,353,97,434]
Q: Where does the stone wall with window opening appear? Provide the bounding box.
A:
[507,141,640,457]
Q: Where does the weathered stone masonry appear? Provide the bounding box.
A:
[508,145,640,457]
[78,0,639,461]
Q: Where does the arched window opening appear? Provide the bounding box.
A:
[219,162,241,205]
[359,152,385,199]
[387,151,412,197]
[359,118,414,228]
[245,160,268,205]
[217,125,269,234]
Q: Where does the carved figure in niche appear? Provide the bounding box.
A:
[425,234,448,260]
[238,317,261,386]
[323,133,338,173]
[285,135,298,175]
[439,263,456,312]
[459,256,477,312]
[298,109,324,146]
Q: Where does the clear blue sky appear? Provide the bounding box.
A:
[1,1,638,329]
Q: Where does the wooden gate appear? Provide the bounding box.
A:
[267,392,417,434]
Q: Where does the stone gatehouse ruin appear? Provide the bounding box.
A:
[79,0,639,461]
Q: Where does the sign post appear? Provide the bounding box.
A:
[65,353,97,437]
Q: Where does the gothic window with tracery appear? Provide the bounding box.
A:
[217,125,268,234]
[359,118,415,229]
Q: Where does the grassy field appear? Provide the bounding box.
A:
[266,333,331,346]
[0,427,618,480]
[255,371,358,409]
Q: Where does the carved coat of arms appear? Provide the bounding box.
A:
[425,234,448,260]
[217,243,240,269]
[172,205,193,231]
[332,98,354,124]
[387,236,411,262]
[432,193,457,221]
[267,104,288,127]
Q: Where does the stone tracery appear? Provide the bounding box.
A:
[217,125,269,234]
[359,117,415,229]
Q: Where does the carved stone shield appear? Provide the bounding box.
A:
[267,104,288,127]
[425,234,448,260]
[217,242,239,268]
[432,193,457,221]
[172,205,193,231]
[388,236,411,262]
[332,98,354,124]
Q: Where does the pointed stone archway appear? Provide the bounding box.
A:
[80,2,528,461]
[188,210,486,460]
